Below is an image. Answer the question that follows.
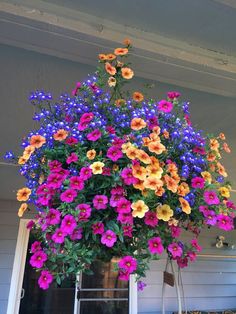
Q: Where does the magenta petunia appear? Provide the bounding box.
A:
[116,198,131,214]
[92,222,104,235]
[111,186,125,195]
[167,242,183,258]
[101,230,117,247]
[203,190,220,205]
[46,208,61,225]
[102,167,111,176]
[193,146,206,155]
[80,112,94,123]
[217,214,234,231]
[93,195,108,210]
[30,251,47,268]
[70,228,83,240]
[144,211,158,227]
[122,225,133,237]
[121,168,138,185]
[203,209,217,226]
[158,100,173,113]
[77,203,92,222]
[176,257,188,268]
[65,136,78,146]
[191,177,205,189]
[47,173,64,189]
[26,220,35,230]
[60,189,77,203]
[51,228,66,243]
[87,129,102,141]
[66,153,78,164]
[48,160,62,172]
[170,225,181,238]
[38,270,53,290]
[69,176,84,190]
[106,125,116,134]
[117,212,133,225]
[167,91,181,99]
[118,256,137,273]
[31,241,42,253]
[148,237,164,254]
[118,269,130,281]
[191,238,202,252]
[110,194,124,207]
[187,251,197,262]
[61,214,77,235]
[80,167,92,180]
[107,146,123,161]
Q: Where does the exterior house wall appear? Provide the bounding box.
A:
[0,44,236,313]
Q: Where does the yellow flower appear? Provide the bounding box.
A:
[18,156,27,165]
[87,149,96,160]
[179,197,191,214]
[201,171,212,184]
[16,187,31,202]
[143,177,163,190]
[146,165,163,179]
[18,203,28,217]
[121,142,133,153]
[126,146,138,160]
[156,204,173,221]
[132,165,147,180]
[108,77,116,87]
[136,149,151,164]
[90,161,105,174]
[131,200,149,218]
[218,187,230,198]
[24,145,35,156]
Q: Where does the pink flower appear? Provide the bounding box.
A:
[176,257,188,268]
[38,270,53,290]
[36,195,51,206]
[87,129,102,141]
[110,194,124,207]
[66,153,78,164]
[217,214,233,231]
[116,198,131,214]
[69,176,84,190]
[191,177,205,189]
[78,121,89,131]
[118,256,137,273]
[112,137,125,148]
[203,209,217,226]
[60,189,77,203]
[92,222,104,235]
[138,281,147,291]
[106,126,116,134]
[36,183,54,196]
[26,220,35,230]
[46,208,61,225]
[107,146,123,161]
[93,195,108,210]
[118,269,130,281]
[168,243,183,258]
[52,228,66,243]
[70,228,83,240]
[102,167,111,176]
[31,241,42,253]
[170,225,181,238]
[48,160,62,172]
[122,225,133,237]
[193,146,206,155]
[158,100,173,113]
[55,168,70,179]
[199,205,208,214]
[144,211,158,227]
[204,190,220,205]
[191,239,202,252]
[148,237,164,254]
[111,186,125,195]
[72,82,81,96]
[101,230,117,247]
[117,213,133,225]
[47,173,64,189]
[65,136,78,145]
[167,91,181,99]
[187,251,197,262]
[30,251,47,268]
[121,168,138,185]
[80,167,92,180]
[61,214,77,235]
[185,115,192,126]
[77,204,92,222]
[80,112,94,123]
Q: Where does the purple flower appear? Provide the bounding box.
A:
[137,281,147,291]
[87,129,102,141]
[70,228,83,240]
[217,214,234,231]
[77,203,92,222]
[191,177,205,189]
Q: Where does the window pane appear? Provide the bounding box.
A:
[79,300,128,314]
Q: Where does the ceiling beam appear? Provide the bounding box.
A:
[1,1,236,97]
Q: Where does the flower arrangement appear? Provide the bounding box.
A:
[5,39,235,290]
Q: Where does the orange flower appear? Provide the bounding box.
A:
[86,149,96,160]
[113,164,119,171]
[18,203,28,217]
[106,53,116,61]
[123,38,131,46]
[24,145,35,156]
[98,54,107,61]
[131,118,146,130]
[201,171,212,184]
[144,177,163,190]
[133,179,145,191]
[143,137,151,146]
[152,126,161,135]
[18,156,27,165]
[114,48,128,56]
[121,67,134,79]
[146,165,163,179]
[121,142,132,153]
[217,162,228,177]
[223,142,231,153]
[30,135,46,149]
[164,175,178,193]
[207,152,216,162]
[105,62,117,76]
[131,200,149,218]
[150,156,160,167]
[209,163,216,172]
[53,129,68,141]
[171,172,180,183]
[17,187,31,202]
[150,132,160,141]
[210,138,220,151]
[116,60,124,67]
[108,77,116,87]
[132,92,144,102]
[167,163,178,174]
[148,141,166,155]
[115,99,126,107]
[219,132,226,140]
[155,186,165,196]
[177,182,190,196]
[126,146,138,160]
[162,130,169,139]
[179,197,191,214]
[136,149,151,164]
[132,165,147,180]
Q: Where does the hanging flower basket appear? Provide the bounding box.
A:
[6,39,235,290]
